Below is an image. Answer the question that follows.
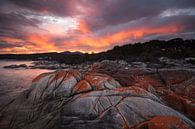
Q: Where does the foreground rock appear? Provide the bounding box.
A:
[0,68,194,129]
[131,116,192,129]
[92,61,195,121]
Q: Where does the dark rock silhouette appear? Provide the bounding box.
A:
[0,38,194,65]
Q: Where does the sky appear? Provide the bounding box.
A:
[0,0,195,54]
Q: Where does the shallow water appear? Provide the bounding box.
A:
[0,60,53,105]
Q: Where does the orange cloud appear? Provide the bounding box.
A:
[0,23,182,54]
[0,34,59,54]
[1,37,23,43]
[102,24,180,44]
[27,34,58,51]
[78,20,90,33]
[61,23,181,52]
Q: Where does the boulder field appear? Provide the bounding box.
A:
[0,62,194,129]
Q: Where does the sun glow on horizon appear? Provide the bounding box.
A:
[0,23,183,54]
[0,1,194,54]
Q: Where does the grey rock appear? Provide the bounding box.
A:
[0,69,194,129]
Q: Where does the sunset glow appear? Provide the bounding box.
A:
[0,0,195,54]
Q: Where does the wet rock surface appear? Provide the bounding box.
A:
[0,61,195,129]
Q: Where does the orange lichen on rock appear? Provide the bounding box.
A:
[164,92,185,111]
[49,70,68,84]
[115,86,147,95]
[73,80,92,94]
[132,116,192,129]
[183,100,195,120]
[172,78,195,99]
[85,73,113,90]
[164,92,195,120]
[49,70,81,84]
[160,70,191,85]
[134,75,165,90]
[32,72,53,83]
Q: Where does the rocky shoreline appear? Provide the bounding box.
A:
[3,57,195,70]
[0,60,194,129]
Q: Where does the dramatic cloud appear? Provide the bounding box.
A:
[0,41,21,49]
[0,0,195,53]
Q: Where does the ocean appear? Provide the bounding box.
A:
[0,60,52,106]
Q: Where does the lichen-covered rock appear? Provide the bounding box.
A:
[59,88,194,129]
[131,116,192,129]
[28,70,120,102]
[171,77,195,99]
[0,69,194,129]
[91,62,195,121]
[163,92,195,120]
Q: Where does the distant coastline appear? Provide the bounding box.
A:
[0,38,194,65]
